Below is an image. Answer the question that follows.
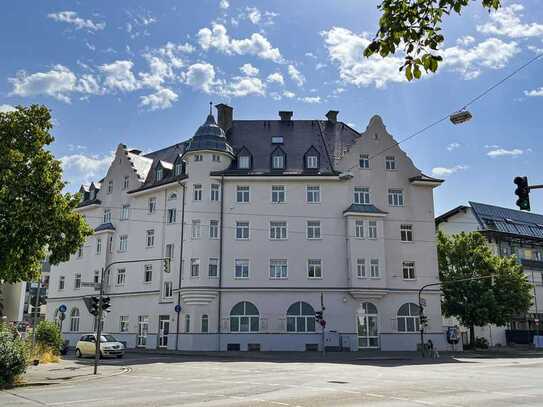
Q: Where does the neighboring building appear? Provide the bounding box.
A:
[47,105,445,351]
[436,201,543,345]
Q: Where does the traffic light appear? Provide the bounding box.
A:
[89,296,100,316]
[514,176,530,211]
[163,258,170,273]
[101,297,111,313]
[420,315,428,327]
[315,311,323,321]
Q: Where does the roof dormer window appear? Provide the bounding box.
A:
[175,162,183,176]
[271,146,286,170]
[156,166,163,181]
[238,156,250,169]
[306,155,318,169]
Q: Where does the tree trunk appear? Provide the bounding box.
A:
[470,324,476,348]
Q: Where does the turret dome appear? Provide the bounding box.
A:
[184,110,234,156]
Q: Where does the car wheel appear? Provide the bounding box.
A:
[75,349,82,358]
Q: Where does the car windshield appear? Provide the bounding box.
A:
[100,335,117,342]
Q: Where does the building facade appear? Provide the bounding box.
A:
[47,105,446,351]
[436,202,543,345]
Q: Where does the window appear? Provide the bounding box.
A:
[190,258,200,278]
[354,187,370,204]
[355,220,364,238]
[74,274,81,289]
[306,155,318,169]
[209,220,219,239]
[194,154,203,162]
[96,238,102,254]
[307,221,321,239]
[370,259,380,278]
[163,281,173,298]
[193,184,202,201]
[230,302,259,332]
[272,136,283,144]
[121,204,129,221]
[191,220,201,239]
[368,221,377,239]
[271,185,286,203]
[236,221,250,240]
[388,189,404,207]
[175,162,183,176]
[123,176,129,190]
[167,208,177,224]
[201,315,209,333]
[146,229,155,247]
[93,270,100,284]
[270,221,287,240]
[397,303,420,332]
[211,184,220,201]
[287,302,316,332]
[208,258,218,278]
[185,315,191,332]
[103,209,111,223]
[402,261,416,280]
[270,259,288,279]
[272,154,285,169]
[168,192,177,201]
[59,276,65,290]
[212,154,221,162]
[119,235,128,252]
[235,259,249,279]
[107,180,113,194]
[385,156,396,170]
[307,259,322,279]
[156,166,164,181]
[238,155,250,169]
[306,185,321,203]
[137,316,149,347]
[117,268,126,285]
[120,316,129,332]
[359,154,369,169]
[400,224,413,242]
[144,264,153,283]
[165,244,174,263]
[148,197,157,214]
[70,308,80,332]
[357,259,366,278]
[236,185,250,203]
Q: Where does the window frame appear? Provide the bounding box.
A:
[400,224,414,242]
[354,187,370,205]
[385,155,396,171]
[269,221,288,240]
[144,264,153,283]
[388,189,404,207]
[307,259,322,279]
[306,185,321,204]
[236,185,250,203]
[234,259,250,279]
[359,153,370,169]
[306,220,321,240]
[271,185,286,204]
[235,221,250,240]
[208,258,219,278]
[190,258,200,278]
[146,229,155,247]
[269,259,288,279]
[402,261,416,280]
[355,220,364,239]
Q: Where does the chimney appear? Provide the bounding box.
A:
[216,103,233,132]
[325,110,339,124]
[279,111,293,121]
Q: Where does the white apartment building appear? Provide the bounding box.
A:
[47,105,446,352]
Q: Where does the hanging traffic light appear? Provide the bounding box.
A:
[514,176,530,211]
[89,296,100,316]
[101,296,111,313]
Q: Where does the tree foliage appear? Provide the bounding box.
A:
[437,231,532,342]
[365,0,502,80]
[35,320,63,354]
[0,323,28,386]
[0,105,93,283]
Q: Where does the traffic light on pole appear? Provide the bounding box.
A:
[101,296,111,313]
[89,296,100,316]
[514,176,531,211]
[163,258,170,273]
[315,311,323,321]
[420,315,428,327]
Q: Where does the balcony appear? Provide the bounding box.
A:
[521,258,543,270]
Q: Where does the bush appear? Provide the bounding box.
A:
[0,324,28,387]
[474,337,489,349]
[35,321,62,354]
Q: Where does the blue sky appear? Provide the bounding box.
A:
[1,0,542,215]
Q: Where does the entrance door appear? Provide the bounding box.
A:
[357,302,379,349]
[159,316,170,348]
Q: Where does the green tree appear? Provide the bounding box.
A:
[437,231,532,346]
[35,320,63,354]
[0,105,93,284]
[365,0,502,80]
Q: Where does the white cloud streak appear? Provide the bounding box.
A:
[477,4,543,39]
[48,11,105,31]
[431,165,468,177]
[287,65,305,87]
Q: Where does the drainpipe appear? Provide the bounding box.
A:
[217,175,225,351]
[175,182,186,351]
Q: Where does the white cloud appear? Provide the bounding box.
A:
[139,55,175,90]
[299,96,321,104]
[9,65,79,102]
[447,142,461,151]
[431,165,468,177]
[267,72,284,85]
[223,76,266,97]
[487,148,525,157]
[456,36,475,46]
[77,74,102,95]
[240,63,259,76]
[315,62,327,70]
[99,60,140,92]
[321,27,405,88]
[246,7,262,24]
[219,0,229,10]
[242,7,278,26]
[305,52,317,59]
[524,87,543,97]
[440,37,520,79]
[477,4,543,39]
[60,152,114,187]
[283,90,295,98]
[183,63,217,93]
[48,11,105,31]
[197,23,282,62]
[0,104,16,113]
[287,65,305,87]
[140,87,178,111]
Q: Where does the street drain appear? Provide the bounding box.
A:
[328,380,348,384]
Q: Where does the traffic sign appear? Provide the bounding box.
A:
[59,304,67,313]
[174,304,182,313]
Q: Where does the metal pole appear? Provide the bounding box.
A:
[175,182,186,351]
[31,280,41,349]
[418,288,426,357]
[94,267,105,375]
[532,270,539,337]
[321,291,325,356]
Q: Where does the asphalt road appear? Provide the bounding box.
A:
[3,352,543,406]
